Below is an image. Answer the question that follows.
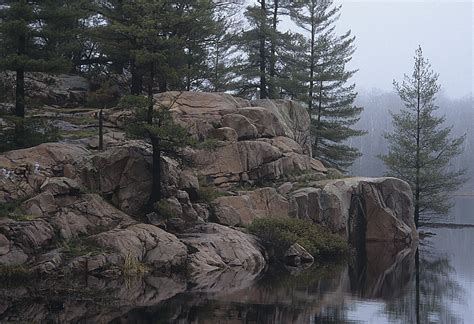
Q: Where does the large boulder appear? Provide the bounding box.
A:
[250,99,311,155]
[93,223,188,270]
[291,177,418,244]
[156,91,249,140]
[79,143,152,214]
[179,223,265,277]
[0,143,89,202]
[213,187,289,226]
[237,107,286,138]
[221,113,258,140]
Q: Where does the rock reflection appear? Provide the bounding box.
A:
[2,238,462,323]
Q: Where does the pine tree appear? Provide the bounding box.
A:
[204,3,241,92]
[290,0,365,170]
[380,46,466,227]
[120,95,192,206]
[94,0,215,95]
[237,0,294,99]
[0,1,71,117]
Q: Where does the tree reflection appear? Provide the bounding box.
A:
[384,242,464,323]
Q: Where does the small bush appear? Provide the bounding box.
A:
[0,265,31,280]
[59,237,107,258]
[0,199,33,221]
[248,217,347,261]
[154,200,175,219]
[196,138,221,151]
[117,95,148,110]
[196,186,224,204]
[0,117,60,153]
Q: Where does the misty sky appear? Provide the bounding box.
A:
[332,0,473,98]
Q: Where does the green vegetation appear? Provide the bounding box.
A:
[58,237,107,259]
[380,47,466,227]
[196,186,224,204]
[122,252,150,277]
[248,217,347,261]
[0,198,35,221]
[0,116,60,153]
[0,264,31,280]
[196,138,221,151]
[59,128,96,140]
[154,200,175,220]
[122,94,193,206]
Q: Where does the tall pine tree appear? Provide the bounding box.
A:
[290,0,365,170]
[380,47,466,227]
[0,1,71,117]
[237,0,295,99]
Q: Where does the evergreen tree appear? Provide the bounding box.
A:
[94,0,215,95]
[120,95,192,206]
[237,0,294,99]
[0,1,70,117]
[290,0,365,170]
[380,47,466,227]
[204,3,241,92]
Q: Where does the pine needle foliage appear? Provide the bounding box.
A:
[380,46,467,226]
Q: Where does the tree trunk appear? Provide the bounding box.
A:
[147,63,161,206]
[308,4,316,113]
[130,59,143,95]
[15,69,25,118]
[147,63,154,124]
[314,80,323,154]
[15,33,26,118]
[259,0,268,99]
[415,65,421,228]
[149,135,162,205]
[98,108,104,150]
[415,248,420,324]
[268,0,278,99]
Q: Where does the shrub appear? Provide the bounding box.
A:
[248,217,347,261]
[0,117,60,153]
[154,200,175,219]
[196,138,221,151]
[196,186,224,204]
[0,265,31,280]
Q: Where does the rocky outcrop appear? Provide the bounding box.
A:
[0,90,418,280]
[0,72,88,107]
[289,177,418,243]
[0,143,89,202]
[213,187,289,226]
[92,224,188,270]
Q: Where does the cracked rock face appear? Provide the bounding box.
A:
[290,177,418,243]
[179,223,265,285]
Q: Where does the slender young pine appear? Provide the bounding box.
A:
[380,46,466,227]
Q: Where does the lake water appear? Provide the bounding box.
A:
[1,197,473,323]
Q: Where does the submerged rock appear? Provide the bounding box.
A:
[284,243,314,267]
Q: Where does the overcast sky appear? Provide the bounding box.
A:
[332,0,473,98]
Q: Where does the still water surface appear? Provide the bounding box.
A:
[0,198,472,323]
[116,197,474,323]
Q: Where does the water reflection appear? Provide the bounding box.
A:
[0,229,471,323]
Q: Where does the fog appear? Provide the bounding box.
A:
[333,0,473,99]
[349,91,474,191]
